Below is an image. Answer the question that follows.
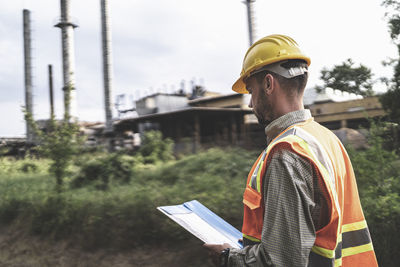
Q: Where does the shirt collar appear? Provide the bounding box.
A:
[265,109,312,144]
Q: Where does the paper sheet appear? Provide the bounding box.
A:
[157,200,243,249]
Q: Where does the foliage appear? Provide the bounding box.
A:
[1,142,399,265]
[23,101,82,190]
[0,157,50,175]
[380,89,400,124]
[380,0,400,125]
[0,147,255,249]
[315,58,374,96]
[71,153,138,189]
[138,130,174,164]
[347,121,400,266]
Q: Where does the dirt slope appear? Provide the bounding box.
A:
[0,226,211,267]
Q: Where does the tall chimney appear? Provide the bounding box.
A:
[244,0,256,46]
[55,0,78,121]
[101,0,114,132]
[23,9,34,143]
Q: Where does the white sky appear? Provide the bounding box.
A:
[0,0,397,137]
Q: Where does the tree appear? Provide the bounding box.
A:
[23,85,82,191]
[346,121,400,266]
[380,0,400,124]
[316,58,375,96]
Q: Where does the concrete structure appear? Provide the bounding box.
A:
[23,9,34,143]
[55,0,78,120]
[100,0,114,132]
[135,93,188,116]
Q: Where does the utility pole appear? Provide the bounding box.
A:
[243,0,256,46]
[23,9,34,144]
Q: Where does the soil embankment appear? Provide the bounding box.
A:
[0,226,210,267]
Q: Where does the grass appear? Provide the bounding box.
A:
[0,147,258,250]
[2,145,398,266]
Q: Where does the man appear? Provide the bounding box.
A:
[204,34,378,266]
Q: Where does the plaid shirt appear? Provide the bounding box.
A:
[228,110,330,266]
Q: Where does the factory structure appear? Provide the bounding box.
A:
[109,90,387,152]
[3,0,391,157]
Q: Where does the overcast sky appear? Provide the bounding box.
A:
[0,0,397,137]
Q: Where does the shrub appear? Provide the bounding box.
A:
[1,147,257,250]
[71,153,136,189]
[347,122,400,266]
[139,131,174,164]
[19,162,38,173]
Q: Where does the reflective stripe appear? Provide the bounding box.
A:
[342,220,367,232]
[249,150,267,192]
[311,245,335,259]
[342,243,374,257]
[333,222,373,263]
[292,127,335,189]
[256,157,264,192]
[313,224,373,262]
[243,233,261,242]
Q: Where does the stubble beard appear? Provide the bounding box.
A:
[255,98,273,127]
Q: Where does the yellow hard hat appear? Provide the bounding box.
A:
[232,34,311,94]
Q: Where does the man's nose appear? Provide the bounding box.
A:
[248,95,253,108]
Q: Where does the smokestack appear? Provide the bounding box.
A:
[101,0,114,132]
[48,64,55,118]
[55,0,78,121]
[23,9,34,143]
[244,0,256,46]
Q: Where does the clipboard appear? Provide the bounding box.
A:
[157,200,243,249]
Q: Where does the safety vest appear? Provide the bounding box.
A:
[242,118,378,266]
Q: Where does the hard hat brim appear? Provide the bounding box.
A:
[232,77,248,94]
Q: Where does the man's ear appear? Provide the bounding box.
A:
[264,74,274,95]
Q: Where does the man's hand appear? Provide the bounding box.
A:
[203,243,232,266]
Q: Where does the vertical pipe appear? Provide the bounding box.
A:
[101,0,114,132]
[55,0,78,121]
[48,65,55,118]
[23,9,33,143]
[244,0,255,46]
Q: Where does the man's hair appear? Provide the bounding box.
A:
[254,60,308,97]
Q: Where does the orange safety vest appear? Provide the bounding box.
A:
[242,118,378,266]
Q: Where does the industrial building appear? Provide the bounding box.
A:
[110,90,388,153]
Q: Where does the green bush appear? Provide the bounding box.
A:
[0,147,257,250]
[71,153,137,189]
[139,131,174,164]
[19,162,39,173]
[0,157,49,175]
[347,122,400,267]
